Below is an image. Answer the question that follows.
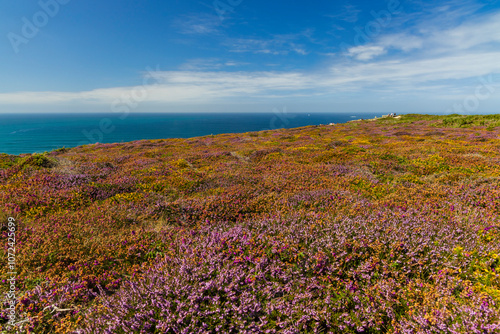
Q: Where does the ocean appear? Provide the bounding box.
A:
[0,112,381,155]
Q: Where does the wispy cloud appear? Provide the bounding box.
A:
[327,52,500,91]
[326,4,361,23]
[226,37,309,55]
[2,47,499,105]
[178,58,249,70]
[173,13,221,35]
[1,3,500,107]
[342,8,500,62]
[347,45,386,60]
[427,11,500,52]
[225,30,314,55]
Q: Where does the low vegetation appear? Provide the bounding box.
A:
[0,114,499,333]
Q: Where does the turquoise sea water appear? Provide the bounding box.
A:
[0,112,381,155]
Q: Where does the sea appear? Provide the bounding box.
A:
[0,112,381,155]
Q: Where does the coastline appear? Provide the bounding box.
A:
[0,112,382,155]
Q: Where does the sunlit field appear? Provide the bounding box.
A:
[1,114,499,333]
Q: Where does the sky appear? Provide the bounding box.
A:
[0,0,499,115]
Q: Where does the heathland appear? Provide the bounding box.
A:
[0,113,499,333]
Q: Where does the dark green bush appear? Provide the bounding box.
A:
[18,153,56,169]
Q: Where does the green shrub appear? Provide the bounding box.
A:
[18,153,56,169]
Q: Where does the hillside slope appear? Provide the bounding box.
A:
[1,114,499,333]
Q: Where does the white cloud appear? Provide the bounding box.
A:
[428,11,500,51]
[178,58,248,71]
[2,6,500,106]
[326,4,361,23]
[0,71,317,105]
[226,30,313,55]
[2,48,499,106]
[347,45,386,60]
[326,52,500,90]
[345,8,500,58]
[377,34,423,52]
[173,14,221,35]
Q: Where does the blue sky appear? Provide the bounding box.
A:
[0,0,499,114]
